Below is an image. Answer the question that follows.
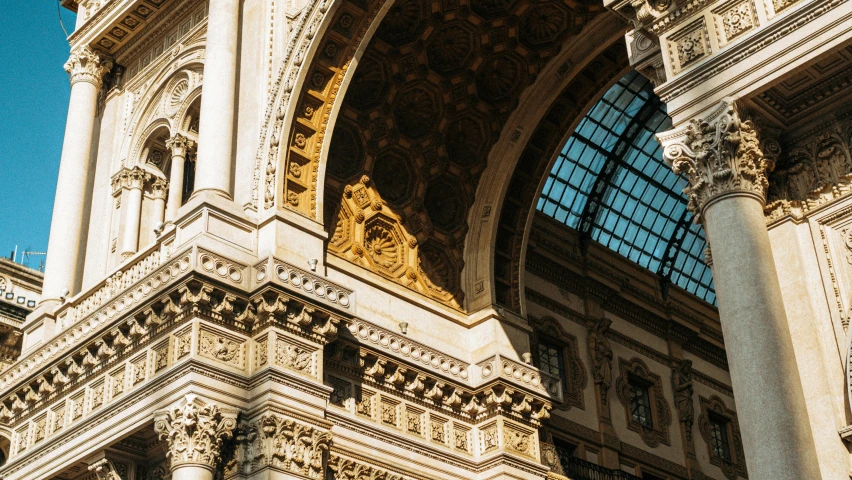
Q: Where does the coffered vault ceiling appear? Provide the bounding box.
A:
[324,0,605,310]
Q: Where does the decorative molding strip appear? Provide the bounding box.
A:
[256,256,354,311]
[344,319,469,381]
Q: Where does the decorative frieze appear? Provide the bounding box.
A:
[234,413,331,477]
[659,99,774,220]
[153,395,238,470]
[198,329,244,369]
[327,455,408,480]
[256,257,354,311]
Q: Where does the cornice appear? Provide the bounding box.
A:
[657,0,850,106]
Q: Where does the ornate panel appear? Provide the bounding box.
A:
[329,176,464,308]
[697,396,747,480]
[615,357,672,448]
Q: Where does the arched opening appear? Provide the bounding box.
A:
[317,0,607,310]
[535,71,714,303]
[178,96,201,204]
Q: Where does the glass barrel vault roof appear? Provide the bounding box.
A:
[537,71,716,304]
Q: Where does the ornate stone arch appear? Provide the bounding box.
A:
[478,30,631,315]
[121,47,205,170]
[264,0,621,310]
[133,120,173,172]
[253,0,396,217]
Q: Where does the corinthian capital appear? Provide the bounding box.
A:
[154,395,238,471]
[658,100,774,219]
[64,47,113,88]
[150,177,169,200]
[166,134,195,158]
[111,166,150,192]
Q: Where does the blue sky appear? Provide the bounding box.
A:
[0,4,77,269]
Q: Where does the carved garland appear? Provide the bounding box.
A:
[615,357,671,448]
[232,413,331,478]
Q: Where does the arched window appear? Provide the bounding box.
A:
[537,71,715,304]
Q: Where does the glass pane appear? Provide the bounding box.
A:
[536,70,715,305]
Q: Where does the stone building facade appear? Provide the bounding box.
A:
[1,0,850,478]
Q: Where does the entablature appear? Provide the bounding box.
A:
[607,0,852,123]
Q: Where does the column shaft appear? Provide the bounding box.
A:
[171,465,214,480]
[121,184,144,258]
[659,101,821,479]
[166,154,185,221]
[703,196,820,479]
[193,0,239,199]
[42,48,111,300]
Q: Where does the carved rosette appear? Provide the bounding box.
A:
[166,133,195,159]
[153,395,238,471]
[64,47,113,88]
[658,100,774,220]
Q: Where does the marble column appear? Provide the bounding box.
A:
[117,167,148,259]
[165,134,194,222]
[150,177,169,229]
[193,0,239,199]
[659,100,821,479]
[154,395,237,480]
[41,47,112,300]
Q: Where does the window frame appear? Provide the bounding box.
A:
[698,396,747,480]
[530,317,588,410]
[615,357,671,447]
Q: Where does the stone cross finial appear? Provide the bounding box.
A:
[153,395,238,471]
[64,47,113,88]
[657,99,774,221]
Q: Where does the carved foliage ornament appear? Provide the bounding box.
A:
[235,414,331,478]
[65,47,114,88]
[659,100,774,221]
[154,395,238,470]
[327,455,406,480]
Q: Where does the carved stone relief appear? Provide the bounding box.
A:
[328,176,464,308]
[153,395,238,471]
[697,396,747,480]
[615,357,672,448]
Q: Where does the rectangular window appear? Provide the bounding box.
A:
[709,414,732,462]
[628,379,653,428]
[537,341,565,381]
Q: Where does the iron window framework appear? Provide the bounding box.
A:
[627,378,654,429]
[536,340,566,381]
[709,413,733,462]
[537,70,715,304]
